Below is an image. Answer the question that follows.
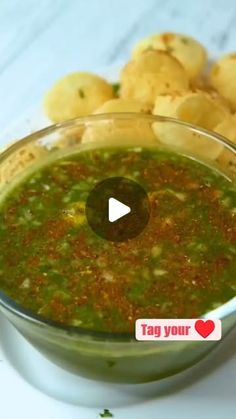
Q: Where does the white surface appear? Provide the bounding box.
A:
[0,312,236,419]
[1,0,236,133]
[109,198,131,223]
[0,62,121,147]
[1,2,236,418]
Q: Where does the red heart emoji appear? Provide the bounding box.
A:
[195,320,215,338]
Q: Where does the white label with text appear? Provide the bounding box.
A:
[135,319,222,341]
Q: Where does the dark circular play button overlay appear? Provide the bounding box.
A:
[86,177,150,242]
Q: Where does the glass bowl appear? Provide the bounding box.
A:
[0,113,235,383]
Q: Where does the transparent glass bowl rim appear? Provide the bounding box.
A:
[0,112,235,342]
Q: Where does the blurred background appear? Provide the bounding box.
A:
[1,0,236,131]
[0,2,236,418]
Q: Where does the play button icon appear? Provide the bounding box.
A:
[86,177,150,242]
[108,198,131,222]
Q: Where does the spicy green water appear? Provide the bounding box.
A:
[0,147,235,333]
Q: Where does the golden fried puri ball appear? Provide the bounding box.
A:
[153,91,228,159]
[57,97,151,146]
[120,50,189,108]
[93,98,151,114]
[44,72,114,122]
[209,53,236,111]
[153,90,228,131]
[132,32,207,79]
[215,114,236,144]
[82,122,156,146]
[82,114,156,146]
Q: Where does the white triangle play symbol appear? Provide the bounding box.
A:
[108,197,131,223]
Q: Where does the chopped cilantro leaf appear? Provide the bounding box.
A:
[78,88,85,98]
[107,360,116,368]
[112,83,120,96]
[100,408,113,418]
[166,45,174,53]
[181,37,189,44]
[145,45,154,52]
